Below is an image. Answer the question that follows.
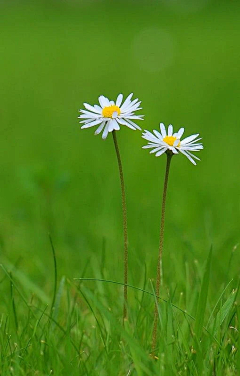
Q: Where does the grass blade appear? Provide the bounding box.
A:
[195,247,212,339]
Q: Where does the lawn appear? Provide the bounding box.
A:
[0,1,239,374]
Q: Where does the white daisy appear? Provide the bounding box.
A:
[142,122,203,165]
[78,93,143,139]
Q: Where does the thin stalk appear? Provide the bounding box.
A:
[152,153,172,354]
[112,131,128,322]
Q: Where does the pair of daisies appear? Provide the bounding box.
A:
[79,93,203,165]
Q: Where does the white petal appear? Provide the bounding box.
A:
[171,147,178,154]
[160,123,166,138]
[187,151,200,160]
[177,128,184,139]
[180,149,197,165]
[123,103,142,114]
[81,119,103,129]
[124,115,144,121]
[99,96,110,108]
[173,139,180,147]
[168,124,173,136]
[79,109,100,116]
[94,105,103,112]
[94,122,105,135]
[120,93,134,111]
[181,134,199,145]
[155,148,167,157]
[117,118,130,126]
[113,120,120,130]
[125,119,142,130]
[84,103,102,114]
[123,115,143,120]
[142,145,153,149]
[122,98,139,111]
[117,118,136,130]
[78,114,100,119]
[181,145,203,151]
[108,119,119,132]
[150,147,164,154]
[142,143,161,149]
[102,122,110,139]
[116,94,123,107]
[79,119,92,125]
[152,130,162,140]
[142,131,160,143]
[186,137,202,144]
[108,120,114,132]
[124,100,141,110]
[183,141,203,148]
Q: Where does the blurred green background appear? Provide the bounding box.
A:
[0,0,240,298]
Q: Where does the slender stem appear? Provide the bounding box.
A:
[152,153,172,354]
[112,131,128,322]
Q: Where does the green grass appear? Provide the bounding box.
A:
[0,0,240,374]
[0,251,239,375]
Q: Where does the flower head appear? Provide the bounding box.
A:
[79,93,143,139]
[142,123,203,165]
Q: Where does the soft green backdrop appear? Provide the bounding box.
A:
[0,0,240,300]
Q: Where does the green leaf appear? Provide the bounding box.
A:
[214,289,236,335]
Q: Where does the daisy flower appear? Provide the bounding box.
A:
[142,122,203,165]
[79,92,143,320]
[78,93,143,139]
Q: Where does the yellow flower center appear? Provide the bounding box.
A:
[163,136,180,147]
[102,105,121,118]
